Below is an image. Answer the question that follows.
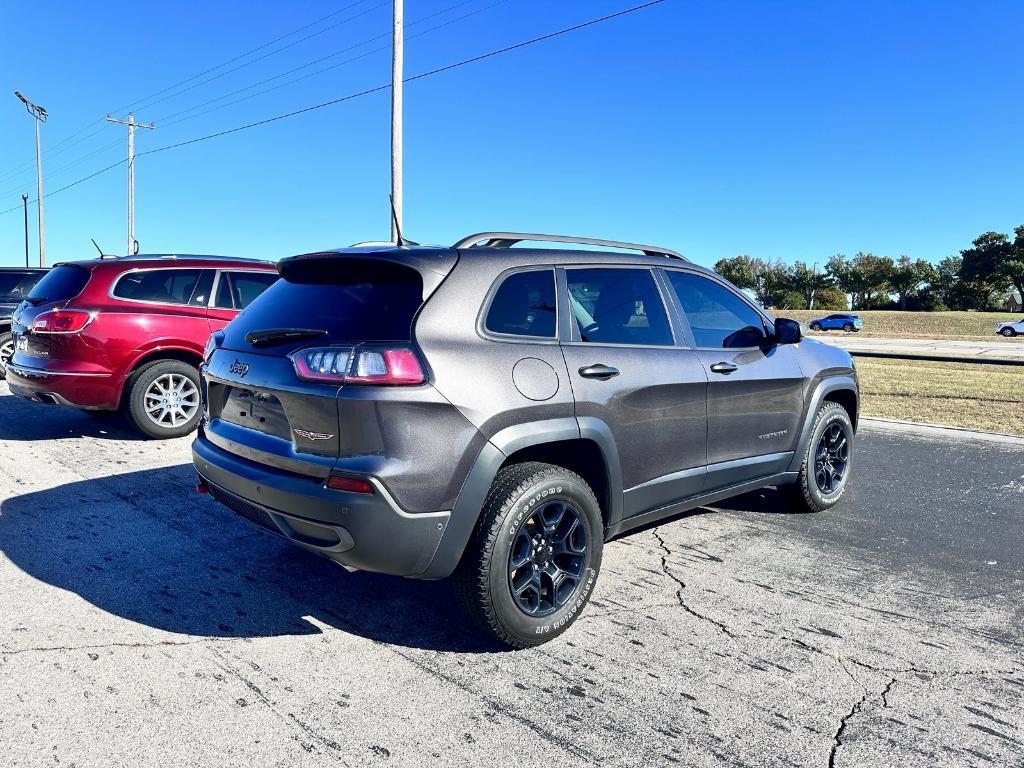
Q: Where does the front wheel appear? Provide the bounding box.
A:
[0,331,13,380]
[781,401,854,513]
[842,323,854,333]
[124,359,202,439]
[453,462,603,648]
[1001,327,1016,337]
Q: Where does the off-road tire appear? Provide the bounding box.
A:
[123,359,202,439]
[781,401,854,513]
[0,330,13,380]
[453,462,603,649]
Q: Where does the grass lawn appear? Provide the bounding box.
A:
[855,357,1024,435]
[783,309,1023,342]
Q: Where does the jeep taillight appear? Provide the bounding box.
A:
[31,309,95,334]
[289,346,424,385]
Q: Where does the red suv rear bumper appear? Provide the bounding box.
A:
[5,360,120,410]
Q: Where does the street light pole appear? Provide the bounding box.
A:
[390,0,403,243]
[15,91,47,267]
[107,113,154,255]
[21,195,29,270]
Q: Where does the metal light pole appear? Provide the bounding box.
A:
[22,195,29,268]
[15,91,47,267]
[390,0,403,243]
[107,113,155,255]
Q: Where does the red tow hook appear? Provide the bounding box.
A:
[196,478,210,495]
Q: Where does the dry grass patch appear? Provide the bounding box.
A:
[784,309,1023,342]
[856,358,1024,435]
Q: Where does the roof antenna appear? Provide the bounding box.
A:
[387,195,415,246]
[91,238,115,259]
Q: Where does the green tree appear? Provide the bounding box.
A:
[713,256,758,293]
[888,255,937,310]
[959,228,1024,306]
[812,286,849,310]
[790,261,832,310]
[826,252,894,309]
[714,256,791,307]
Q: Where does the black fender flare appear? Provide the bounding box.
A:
[786,376,858,474]
[417,417,623,579]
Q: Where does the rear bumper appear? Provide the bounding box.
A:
[5,362,118,409]
[192,432,451,578]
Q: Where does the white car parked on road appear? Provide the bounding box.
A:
[995,318,1024,337]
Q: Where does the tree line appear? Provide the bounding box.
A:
[713,226,1024,312]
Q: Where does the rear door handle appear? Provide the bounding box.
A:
[578,364,620,380]
[710,362,738,375]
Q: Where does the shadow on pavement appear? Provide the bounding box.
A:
[0,389,141,442]
[0,464,499,653]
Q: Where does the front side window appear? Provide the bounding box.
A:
[113,269,205,305]
[566,267,673,346]
[668,271,769,348]
[485,269,557,338]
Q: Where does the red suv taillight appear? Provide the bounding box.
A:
[31,309,95,334]
[289,346,425,385]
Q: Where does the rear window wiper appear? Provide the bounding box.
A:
[244,328,328,348]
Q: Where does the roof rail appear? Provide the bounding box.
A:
[452,232,688,262]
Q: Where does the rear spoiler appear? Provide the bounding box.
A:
[277,249,459,301]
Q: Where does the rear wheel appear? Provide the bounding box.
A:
[809,322,822,332]
[0,331,13,380]
[124,359,202,439]
[1001,327,1016,337]
[453,462,603,648]
[781,401,854,513]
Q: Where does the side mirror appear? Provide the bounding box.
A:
[774,318,803,345]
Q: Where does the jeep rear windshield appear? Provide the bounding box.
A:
[239,259,424,342]
[26,264,91,305]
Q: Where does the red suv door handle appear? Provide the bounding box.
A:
[579,364,620,380]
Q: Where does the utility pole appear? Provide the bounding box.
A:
[22,195,29,268]
[390,0,403,243]
[809,261,819,311]
[15,91,47,267]
[106,112,154,255]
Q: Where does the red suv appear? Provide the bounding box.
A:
[6,255,278,439]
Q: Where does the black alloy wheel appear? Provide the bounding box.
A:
[507,499,589,617]
[815,422,849,494]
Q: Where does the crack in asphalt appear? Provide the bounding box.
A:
[0,636,241,658]
[652,529,737,638]
[828,687,869,768]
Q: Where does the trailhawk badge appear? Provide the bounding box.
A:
[294,428,334,441]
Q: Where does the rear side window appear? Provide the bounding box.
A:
[668,271,769,348]
[27,265,90,303]
[113,269,206,305]
[214,271,279,310]
[0,272,41,300]
[566,267,673,346]
[485,269,557,338]
[237,260,423,342]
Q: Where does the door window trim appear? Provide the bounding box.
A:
[660,266,776,352]
[209,269,278,311]
[560,263,681,349]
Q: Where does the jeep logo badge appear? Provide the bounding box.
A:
[229,359,250,377]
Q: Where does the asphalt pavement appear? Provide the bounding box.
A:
[0,382,1021,767]
[814,333,1024,360]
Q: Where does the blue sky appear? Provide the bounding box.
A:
[0,0,1022,268]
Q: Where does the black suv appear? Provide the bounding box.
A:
[193,233,858,647]
[0,267,48,378]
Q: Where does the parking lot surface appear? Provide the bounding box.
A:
[0,382,1021,767]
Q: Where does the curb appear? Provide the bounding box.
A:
[861,417,1024,446]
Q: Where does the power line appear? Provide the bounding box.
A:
[0,1,667,217]
[153,0,509,130]
[0,1,382,181]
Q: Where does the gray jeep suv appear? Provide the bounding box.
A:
[193,233,858,647]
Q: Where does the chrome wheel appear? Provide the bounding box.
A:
[0,338,14,373]
[815,422,849,495]
[143,373,199,429]
[508,499,589,618]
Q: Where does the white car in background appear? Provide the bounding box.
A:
[995,318,1024,337]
